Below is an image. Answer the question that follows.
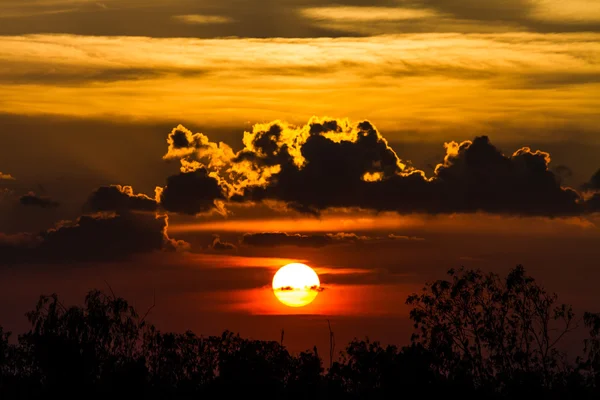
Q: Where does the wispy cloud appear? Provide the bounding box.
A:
[173,14,233,24]
[0,0,111,18]
[530,0,600,23]
[301,6,440,22]
[169,212,600,236]
[299,5,521,35]
[0,33,598,141]
[240,232,425,248]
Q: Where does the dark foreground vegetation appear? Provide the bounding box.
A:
[2,266,600,399]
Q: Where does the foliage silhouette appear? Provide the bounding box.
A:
[406,265,578,396]
[0,265,599,399]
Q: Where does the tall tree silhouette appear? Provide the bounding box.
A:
[407,265,577,396]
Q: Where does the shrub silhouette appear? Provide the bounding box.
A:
[0,265,599,399]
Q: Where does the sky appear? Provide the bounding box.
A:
[0,0,599,354]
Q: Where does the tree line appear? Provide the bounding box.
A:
[1,265,600,399]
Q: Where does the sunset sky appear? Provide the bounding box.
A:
[1,0,599,354]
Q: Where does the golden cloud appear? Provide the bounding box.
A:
[172,14,233,24]
[0,33,598,141]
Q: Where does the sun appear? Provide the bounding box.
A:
[272,263,321,307]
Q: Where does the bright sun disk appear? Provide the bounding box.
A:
[272,263,320,307]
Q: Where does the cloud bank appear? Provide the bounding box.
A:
[19,192,60,209]
[0,210,186,265]
[0,34,598,141]
[2,116,598,268]
[157,117,599,217]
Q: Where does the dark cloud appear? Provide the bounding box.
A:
[429,136,581,215]
[0,211,187,265]
[18,192,59,209]
[170,128,193,149]
[54,117,597,221]
[388,234,425,241]
[585,193,600,212]
[553,164,573,184]
[0,0,355,38]
[583,169,600,191]
[218,120,583,216]
[86,185,158,212]
[159,168,226,215]
[310,285,325,292]
[274,285,324,292]
[229,119,413,215]
[209,235,237,251]
[276,286,295,291]
[160,118,595,217]
[582,169,600,212]
[85,176,224,217]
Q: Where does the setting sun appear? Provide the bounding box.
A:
[272,263,321,307]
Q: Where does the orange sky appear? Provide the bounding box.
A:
[0,0,599,354]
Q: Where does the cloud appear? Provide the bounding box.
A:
[172,15,233,24]
[240,231,423,248]
[86,180,224,217]
[209,235,237,251]
[159,168,226,216]
[2,68,168,85]
[582,169,600,212]
[19,192,60,208]
[242,232,339,248]
[553,165,573,184]
[164,117,594,217]
[0,4,81,19]
[4,0,599,39]
[164,125,235,169]
[388,234,425,241]
[86,184,159,212]
[0,211,187,265]
[0,34,598,139]
[430,137,581,215]
[529,0,600,24]
[0,172,15,180]
[586,193,600,212]
[583,169,600,191]
[274,284,324,292]
[301,6,440,22]
[298,5,514,35]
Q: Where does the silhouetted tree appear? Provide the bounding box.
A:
[327,339,445,399]
[286,347,323,399]
[407,265,577,397]
[578,312,600,397]
[0,326,9,389]
[18,290,147,397]
[143,327,218,396]
[212,331,292,397]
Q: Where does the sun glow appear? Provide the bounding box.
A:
[272,263,321,307]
